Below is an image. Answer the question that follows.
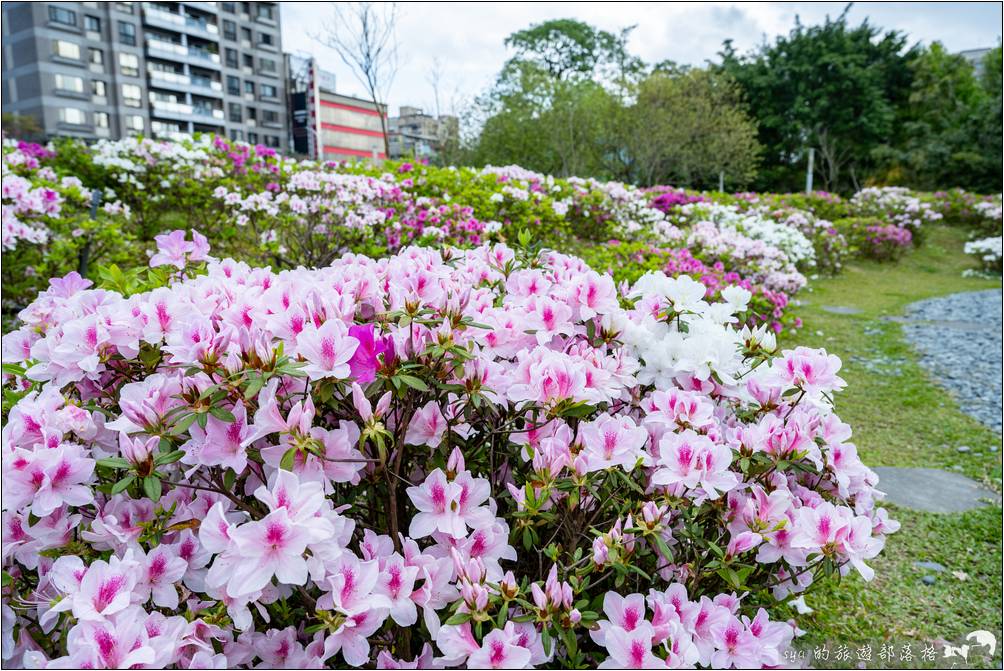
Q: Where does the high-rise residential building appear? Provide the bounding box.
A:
[388,106,458,161]
[2,1,288,149]
[287,54,387,162]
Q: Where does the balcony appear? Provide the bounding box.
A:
[146,37,221,70]
[182,1,219,14]
[191,76,224,97]
[192,106,225,123]
[142,4,220,40]
[148,68,190,91]
[150,99,194,122]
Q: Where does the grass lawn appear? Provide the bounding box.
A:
[782,225,1003,667]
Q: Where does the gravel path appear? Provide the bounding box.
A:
[901,289,1003,433]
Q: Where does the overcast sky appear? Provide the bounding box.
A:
[280,2,1002,116]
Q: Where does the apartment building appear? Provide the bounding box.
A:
[1,1,288,149]
[388,106,459,161]
[287,54,387,162]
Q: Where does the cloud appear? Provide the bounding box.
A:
[280,1,1002,114]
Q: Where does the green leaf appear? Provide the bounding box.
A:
[97,457,130,470]
[171,412,198,435]
[111,475,135,495]
[244,376,265,399]
[143,476,162,502]
[396,374,429,392]
[280,447,298,471]
[154,450,184,466]
[209,406,236,423]
[444,612,471,626]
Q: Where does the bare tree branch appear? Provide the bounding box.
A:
[313,2,400,157]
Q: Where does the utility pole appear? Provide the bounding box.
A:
[718,171,724,193]
[805,147,815,193]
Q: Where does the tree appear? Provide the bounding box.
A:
[718,7,917,193]
[315,2,399,157]
[626,69,761,188]
[503,18,642,84]
[468,20,640,178]
[874,42,998,190]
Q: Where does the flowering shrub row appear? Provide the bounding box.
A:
[1,233,897,668]
[4,134,998,329]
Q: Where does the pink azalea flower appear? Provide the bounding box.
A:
[466,626,533,669]
[404,401,448,448]
[68,555,139,622]
[226,508,311,597]
[134,544,188,609]
[406,469,464,539]
[579,413,649,473]
[598,621,663,669]
[294,319,359,379]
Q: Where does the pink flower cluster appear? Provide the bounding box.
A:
[2,230,896,667]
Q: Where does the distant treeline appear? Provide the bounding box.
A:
[453,9,1002,195]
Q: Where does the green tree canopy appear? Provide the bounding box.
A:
[718,7,918,193]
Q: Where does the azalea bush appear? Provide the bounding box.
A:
[963,235,1003,273]
[668,202,811,294]
[1,140,137,318]
[848,186,942,243]
[0,232,898,668]
[922,189,1003,236]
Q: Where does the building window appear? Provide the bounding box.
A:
[240,27,252,43]
[263,109,278,124]
[259,32,273,46]
[54,73,84,93]
[242,54,253,69]
[95,111,109,128]
[221,2,235,12]
[115,2,134,13]
[92,79,106,97]
[224,48,238,68]
[256,4,274,20]
[260,83,276,99]
[48,6,77,26]
[222,19,236,40]
[126,115,144,132]
[247,107,257,122]
[259,57,276,74]
[248,132,258,144]
[53,40,81,60]
[243,80,254,95]
[59,107,86,125]
[84,15,101,32]
[122,83,142,107]
[229,128,244,141]
[89,47,103,65]
[228,102,242,122]
[118,52,139,76]
[118,21,136,46]
[226,75,240,95]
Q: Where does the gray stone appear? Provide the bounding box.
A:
[874,467,1003,513]
[922,575,937,586]
[957,446,971,453]
[821,305,862,315]
[900,289,1003,433]
[913,561,946,572]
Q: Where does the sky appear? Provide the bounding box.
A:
[280,2,1003,117]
